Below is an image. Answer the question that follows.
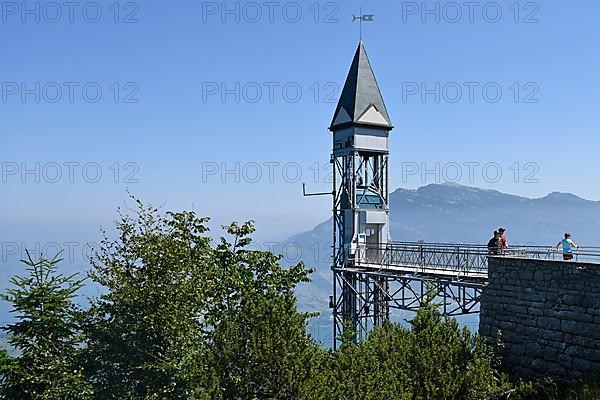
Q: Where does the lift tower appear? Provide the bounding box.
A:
[330,42,394,348]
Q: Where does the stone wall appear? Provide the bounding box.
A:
[479,257,600,380]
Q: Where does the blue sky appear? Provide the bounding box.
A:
[1,0,599,269]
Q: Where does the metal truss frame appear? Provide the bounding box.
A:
[332,267,485,348]
[331,149,390,348]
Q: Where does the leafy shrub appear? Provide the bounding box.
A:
[301,292,512,400]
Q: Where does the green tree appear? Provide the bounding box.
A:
[209,221,320,399]
[300,323,413,400]
[0,252,92,400]
[407,293,511,400]
[83,200,320,399]
[83,201,221,399]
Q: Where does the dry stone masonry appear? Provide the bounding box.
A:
[479,257,600,380]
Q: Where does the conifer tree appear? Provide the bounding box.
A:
[0,252,92,399]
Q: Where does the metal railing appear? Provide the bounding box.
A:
[343,241,600,280]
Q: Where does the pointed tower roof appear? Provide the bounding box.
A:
[330,42,393,131]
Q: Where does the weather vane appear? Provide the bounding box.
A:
[352,8,375,41]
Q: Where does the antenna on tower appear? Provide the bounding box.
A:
[302,183,332,197]
[352,8,375,41]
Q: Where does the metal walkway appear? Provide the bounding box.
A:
[332,241,600,343]
[353,241,600,281]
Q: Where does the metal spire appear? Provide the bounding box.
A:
[329,41,393,131]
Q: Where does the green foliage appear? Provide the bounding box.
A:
[209,222,320,399]
[301,289,512,400]
[0,349,9,388]
[83,201,220,399]
[0,336,18,358]
[303,323,414,400]
[83,199,318,399]
[2,200,598,400]
[513,380,600,400]
[0,252,93,400]
[407,293,512,399]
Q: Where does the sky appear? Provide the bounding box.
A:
[1,0,599,293]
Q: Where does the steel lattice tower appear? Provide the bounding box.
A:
[329,42,394,349]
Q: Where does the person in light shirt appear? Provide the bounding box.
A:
[556,232,579,261]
